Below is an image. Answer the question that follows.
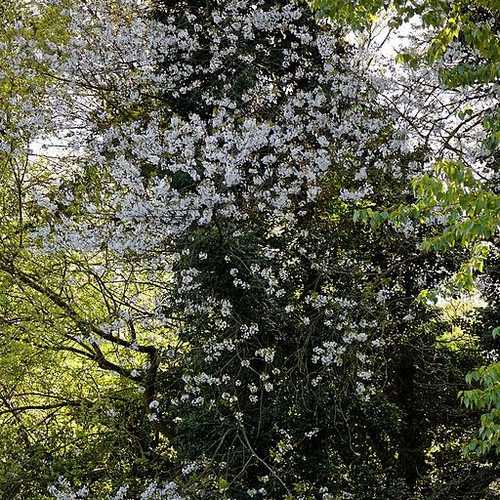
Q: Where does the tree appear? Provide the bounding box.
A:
[0,1,174,495]
[0,0,497,498]
[313,0,499,462]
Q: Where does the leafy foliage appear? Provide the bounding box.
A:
[0,0,498,499]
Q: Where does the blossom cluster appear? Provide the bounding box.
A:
[2,0,495,497]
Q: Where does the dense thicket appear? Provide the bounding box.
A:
[0,0,498,499]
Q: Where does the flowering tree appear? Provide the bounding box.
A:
[0,0,498,498]
[316,0,499,462]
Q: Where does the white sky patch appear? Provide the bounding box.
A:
[29,136,73,158]
[345,14,419,60]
